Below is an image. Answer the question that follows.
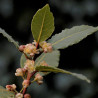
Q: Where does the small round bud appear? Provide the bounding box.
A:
[19,45,25,52]
[35,73,43,81]
[24,44,38,55]
[40,61,48,66]
[35,73,43,85]
[15,93,23,98]
[22,80,30,88]
[40,41,52,53]
[24,94,31,98]
[6,84,16,91]
[15,68,24,76]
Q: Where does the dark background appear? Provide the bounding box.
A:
[0,0,98,98]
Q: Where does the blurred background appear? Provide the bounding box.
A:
[0,0,98,98]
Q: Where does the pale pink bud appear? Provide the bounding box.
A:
[19,45,25,52]
[15,68,24,76]
[6,84,16,91]
[35,73,43,81]
[40,61,48,66]
[22,80,30,88]
[15,93,23,98]
[35,73,43,85]
[24,94,31,98]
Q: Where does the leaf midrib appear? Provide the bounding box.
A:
[52,27,97,46]
[37,7,47,43]
[36,66,71,74]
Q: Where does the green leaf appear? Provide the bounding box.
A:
[31,4,54,43]
[20,54,27,68]
[0,86,15,98]
[35,50,60,76]
[0,28,19,48]
[48,25,98,49]
[35,50,60,67]
[35,66,91,83]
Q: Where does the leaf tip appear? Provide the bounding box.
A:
[72,73,91,83]
[45,4,49,7]
[87,79,91,83]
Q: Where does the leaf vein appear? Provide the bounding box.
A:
[52,27,95,46]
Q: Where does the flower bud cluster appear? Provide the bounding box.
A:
[24,59,35,73]
[15,93,23,98]
[19,40,39,57]
[34,73,43,85]
[40,41,52,53]
[6,84,16,91]
[15,60,35,77]
[15,68,24,76]
[24,44,39,56]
